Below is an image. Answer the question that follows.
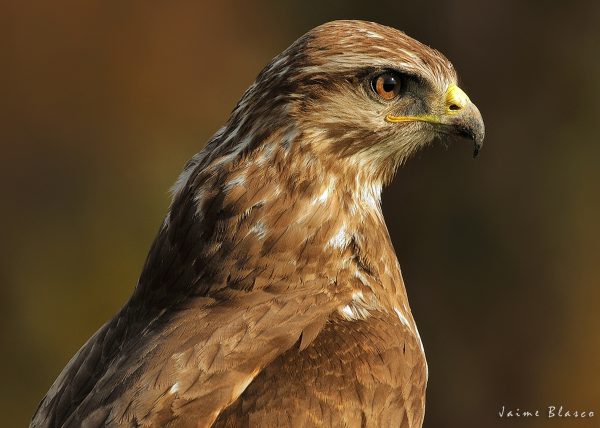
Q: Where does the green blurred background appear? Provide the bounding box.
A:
[2,1,599,426]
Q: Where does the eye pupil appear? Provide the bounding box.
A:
[373,73,401,100]
[382,76,396,93]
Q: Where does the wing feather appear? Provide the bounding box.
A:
[31,151,342,427]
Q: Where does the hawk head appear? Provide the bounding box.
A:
[222,20,484,187]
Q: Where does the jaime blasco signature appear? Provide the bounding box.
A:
[499,405,595,419]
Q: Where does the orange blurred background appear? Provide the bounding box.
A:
[2,1,599,426]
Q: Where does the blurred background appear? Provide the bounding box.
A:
[2,1,599,426]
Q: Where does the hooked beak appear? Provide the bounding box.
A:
[385,84,485,158]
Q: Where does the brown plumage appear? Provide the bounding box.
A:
[31,20,484,428]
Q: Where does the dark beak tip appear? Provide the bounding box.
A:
[456,125,484,159]
[473,141,485,158]
[472,129,485,159]
[462,116,485,159]
[474,127,485,159]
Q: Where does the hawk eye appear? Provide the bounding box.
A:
[372,73,401,100]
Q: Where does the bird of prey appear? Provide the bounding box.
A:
[32,20,484,428]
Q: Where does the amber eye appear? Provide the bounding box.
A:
[372,73,401,100]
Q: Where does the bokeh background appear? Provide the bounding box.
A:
[2,1,599,426]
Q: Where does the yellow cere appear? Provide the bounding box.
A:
[444,84,470,114]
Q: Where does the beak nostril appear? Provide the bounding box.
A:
[449,104,461,111]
